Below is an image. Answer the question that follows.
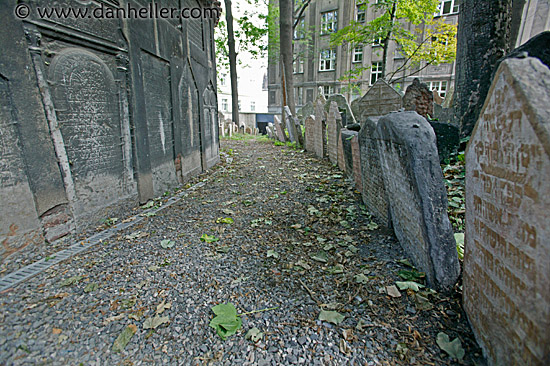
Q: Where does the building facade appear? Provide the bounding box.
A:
[267,0,459,113]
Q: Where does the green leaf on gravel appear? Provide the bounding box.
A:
[318,310,345,325]
[323,244,335,251]
[347,245,359,254]
[366,222,379,230]
[143,315,170,330]
[222,209,235,215]
[397,259,414,268]
[436,332,465,360]
[245,327,263,342]
[266,250,279,259]
[200,234,219,243]
[160,239,175,249]
[148,265,160,272]
[328,264,344,274]
[454,233,464,260]
[209,303,242,340]
[112,324,137,353]
[59,275,83,287]
[216,245,230,253]
[397,269,425,282]
[415,293,434,311]
[294,260,311,270]
[396,281,425,292]
[354,274,369,284]
[311,251,328,263]
[156,301,172,314]
[141,201,154,209]
[217,217,234,224]
[84,283,98,293]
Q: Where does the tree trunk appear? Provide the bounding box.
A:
[380,1,397,80]
[453,0,514,137]
[225,0,239,126]
[279,0,299,144]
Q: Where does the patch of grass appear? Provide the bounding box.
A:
[222,133,270,143]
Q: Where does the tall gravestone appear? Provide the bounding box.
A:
[304,115,315,152]
[313,98,326,159]
[358,117,391,227]
[341,129,357,181]
[325,94,356,126]
[464,57,550,365]
[351,79,402,124]
[351,135,362,189]
[273,115,287,142]
[326,102,342,165]
[375,111,459,290]
[402,78,434,119]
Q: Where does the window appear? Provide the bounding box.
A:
[322,85,335,97]
[293,58,304,73]
[295,87,304,106]
[356,5,366,24]
[370,62,382,85]
[352,46,363,63]
[238,100,241,111]
[319,49,336,71]
[436,0,459,16]
[321,11,338,35]
[428,81,448,98]
[372,35,383,47]
[220,74,227,86]
[250,101,255,111]
[294,18,305,39]
[221,98,228,111]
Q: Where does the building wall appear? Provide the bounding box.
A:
[516,0,550,46]
[268,0,459,112]
[0,0,220,263]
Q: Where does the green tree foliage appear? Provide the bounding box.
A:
[330,0,457,85]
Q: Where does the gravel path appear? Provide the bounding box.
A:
[0,136,482,365]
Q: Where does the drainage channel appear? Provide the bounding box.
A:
[0,180,208,293]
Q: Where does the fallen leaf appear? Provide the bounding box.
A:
[84,283,98,293]
[354,274,368,284]
[415,294,434,311]
[160,239,175,249]
[222,209,235,215]
[112,324,137,353]
[266,250,279,259]
[311,251,328,263]
[216,217,234,224]
[328,264,344,274]
[103,314,125,325]
[386,285,401,298]
[436,332,465,360]
[396,281,425,292]
[342,328,356,342]
[294,260,311,270]
[200,234,219,243]
[59,275,83,287]
[156,301,172,314]
[245,327,263,342]
[318,310,345,325]
[339,339,352,355]
[52,328,62,335]
[209,303,242,340]
[143,315,170,330]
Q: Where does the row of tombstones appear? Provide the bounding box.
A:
[299,58,549,366]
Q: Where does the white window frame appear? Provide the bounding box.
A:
[370,62,382,85]
[436,0,459,16]
[221,98,228,111]
[319,49,336,71]
[321,11,338,35]
[428,81,448,98]
[356,5,366,24]
[294,18,305,39]
[352,46,363,63]
[293,58,304,74]
[250,101,255,112]
[322,85,335,97]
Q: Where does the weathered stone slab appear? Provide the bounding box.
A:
[314,99,326,159]
[327,102,342,164]
[403,78,434,119]
[273,116,287,142]
[351,135,362,189]
[351,79,402,124]
[428,121,460,163]
[464,57,550,366]
[375,111,459,290]
[284,106,298,143]
[325,94,356,126]
[337,129,346,172]
[266,123,274,139]
[358,117,390,227]
[340,129,357,180]
[304,115,315,152]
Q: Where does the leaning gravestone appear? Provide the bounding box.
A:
[266,123,274,139]
[327,102,342,165]
[402,78,434,119]
[375,111,459,290]
[464,57,550,366]
[325,94,356,126]
[273,116,287,142]
[313,98,326,159]
[358,117,391,227]
[340,129,357,180]
[304,115,315,152]
[351,134,362,189]
[351,79,402,124]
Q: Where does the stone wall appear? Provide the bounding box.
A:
[464,57,550,365]
[0,0,220,267]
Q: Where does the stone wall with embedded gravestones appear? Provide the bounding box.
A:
[358,117,391,228]
[0,0,220,269]
[375,111,459,290]
[464,57,550,366]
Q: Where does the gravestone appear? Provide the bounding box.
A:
[337,128,346,172]
[325,94,356,126]
[340,129,357,180]
[245,126,252,134]
[464,57,550,366]
[375,111,459,290]
[297,101,314,124]
[402,78,434,118]
[326,102,342,165]
[351,79,402,124]
[313,98,327,159]
[304,115,315,152]
[273,115,287,142]
[266,123,274,139]
[428,121,460,163]
[284,106,298,143]
[358,117,391,227]
[351,135,362,189]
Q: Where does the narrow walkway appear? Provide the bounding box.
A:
[0,136,479,365]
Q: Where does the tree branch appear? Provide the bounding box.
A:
[293,0,312,29]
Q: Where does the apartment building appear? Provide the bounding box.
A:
[267,0,459,113]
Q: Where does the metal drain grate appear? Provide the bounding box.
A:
[0,179,209,293]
